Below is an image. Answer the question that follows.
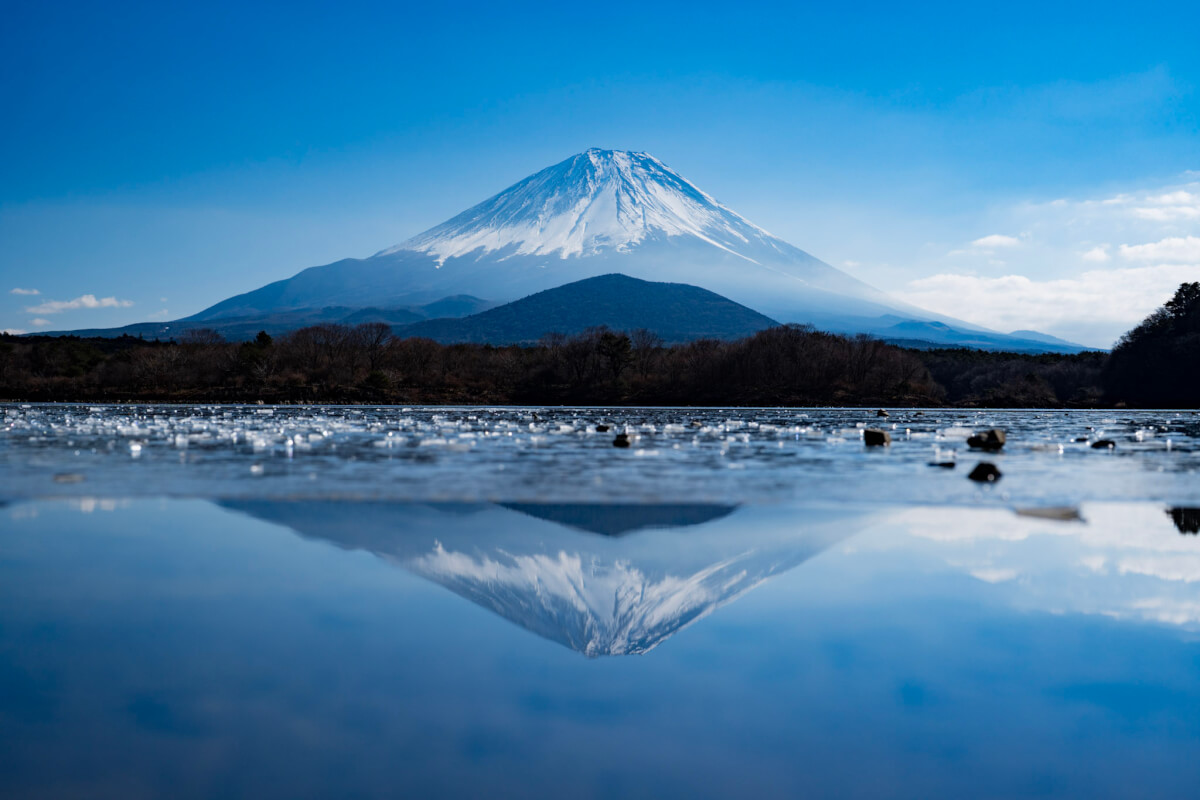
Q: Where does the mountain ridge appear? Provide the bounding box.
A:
[392,274,779,344]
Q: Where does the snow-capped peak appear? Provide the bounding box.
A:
[378,148,781,264]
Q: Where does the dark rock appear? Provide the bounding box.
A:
[613,433,631,448]
[876,409,889,417]
[1074,436,1089,442]
[1091,439,1116,449]
[689,420,703,428]
[967,429,1006,450]
[595,424,610,432]
[968,462,1002,482]
[928,461,956,469]
[863,429,891,446]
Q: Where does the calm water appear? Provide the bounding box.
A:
[2,405,1200,798]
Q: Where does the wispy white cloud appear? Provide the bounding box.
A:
[971,234,1021,248]
[1079,245,1110,263]
[2,329,27,335]
[30,318,51,327]
[25,294,134,315]
[147,309,170,320]
[10,288,40,296]
[1118,235,1200,262]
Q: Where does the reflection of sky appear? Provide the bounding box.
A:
[875,503,1200,629]
[2,499,1199,798]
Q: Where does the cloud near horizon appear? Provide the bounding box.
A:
[894,176,1200,346]
[1118,235,1200,262]
[25,294,134,315]
[897,264,1195,347]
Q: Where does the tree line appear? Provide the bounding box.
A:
[1,283,1195,407]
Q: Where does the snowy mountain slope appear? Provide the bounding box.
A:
[190,149,926,326]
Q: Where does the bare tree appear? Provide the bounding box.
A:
[353,323,392,373]
[630,328,663,378]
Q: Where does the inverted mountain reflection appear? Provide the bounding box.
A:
[220,501,863,656]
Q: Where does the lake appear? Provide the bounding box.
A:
[3,405,1200,798]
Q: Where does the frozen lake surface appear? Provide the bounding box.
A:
[2,405,1200,798]
[3,404,1200,505]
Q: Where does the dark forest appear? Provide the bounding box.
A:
[2,283,1195,408]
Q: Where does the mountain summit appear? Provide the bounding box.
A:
[191,149,914,328]
[384,149,834,268]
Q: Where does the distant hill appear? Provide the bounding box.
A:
[36,296,494,342]
[874,320,1097,354]
[391,274,779,344]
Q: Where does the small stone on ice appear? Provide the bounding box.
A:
[967,429,1006,450]
[864,429,891,446]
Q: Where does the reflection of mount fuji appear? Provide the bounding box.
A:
[220,501,864,656]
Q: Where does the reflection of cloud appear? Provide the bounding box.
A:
[898,503,1200,630]
[969,568,1019,583]
[1118,555,1200,583]
[1129,597,1200,626]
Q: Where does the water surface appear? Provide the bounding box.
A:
[2,405,1200,798]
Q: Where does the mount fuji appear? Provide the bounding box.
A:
[54,148,1086,351]
[188,149,962,333]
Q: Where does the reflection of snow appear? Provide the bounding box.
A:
[410,544,773,656]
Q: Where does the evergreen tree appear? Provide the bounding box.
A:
[1104,282,1200,406]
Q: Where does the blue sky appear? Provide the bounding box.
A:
[2,0,1199,346]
